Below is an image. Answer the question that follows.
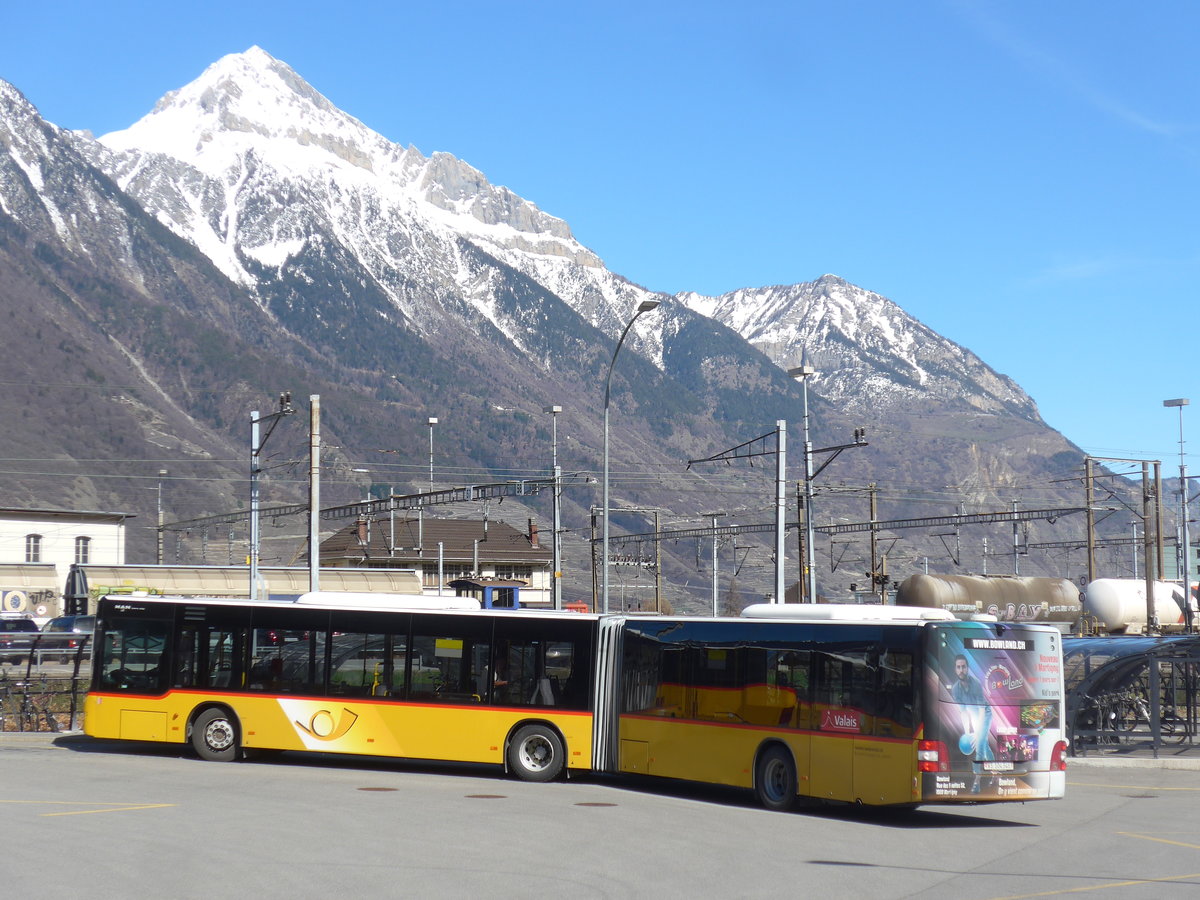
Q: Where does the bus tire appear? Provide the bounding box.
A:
[191,707,240,762]
[755,745,797,812]
[507,724,564,782]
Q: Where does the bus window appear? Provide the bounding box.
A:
[692,646,744,722]
[206,630,240,689]
[100,617,170,693]
[330,633,389,697]
[248,607,330,693]
[873,649,914,738]
[409,616,492,703]
[490,639,563,706]
[492,618,593,710]
[175,627,201,688]
[814,649,871,734]
[742,648,809,728]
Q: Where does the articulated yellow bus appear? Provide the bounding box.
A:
[86,594,1066,809]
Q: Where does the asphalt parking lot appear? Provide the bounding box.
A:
[2,733,1199,899]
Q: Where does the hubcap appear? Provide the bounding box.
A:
[205,719,234,751]
[521,737,552,770]
[764,760,787,800]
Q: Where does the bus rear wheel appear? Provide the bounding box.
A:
[755,746,797,812]
[507,724,564,782]
[192,708,240,762]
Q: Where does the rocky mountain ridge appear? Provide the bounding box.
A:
[0,49,1110,609]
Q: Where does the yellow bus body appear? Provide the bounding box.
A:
[618,714,918,806]
[86,691,593,770]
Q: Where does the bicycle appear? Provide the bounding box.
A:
[1110,690,1187,745]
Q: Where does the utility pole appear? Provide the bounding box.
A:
[653,510,662,614]
[713,515,720,616]
[795,482,805,602]
[544,405,563,610]
[156,469,168,565]
[249,392,295,601]
[704,512,726,616]
[1164,398,1191,628]
[869,483,879,601]
[1085,457,1096,584]
[1154,461,1165,582]
[590,510,598,613]
[427,417,438,492]
[308,395,320,593]
[1012,499,1020,575]
[775,419,788,605]
[1143,461,1157,631]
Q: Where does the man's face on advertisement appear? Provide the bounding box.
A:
[955,657,969,681]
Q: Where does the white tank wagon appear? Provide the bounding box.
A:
[896,574,1082,628]
[1081,578,1193,633]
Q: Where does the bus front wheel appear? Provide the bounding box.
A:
[755,746,797,811]
[507,724,564,782]
[192,708,240,762]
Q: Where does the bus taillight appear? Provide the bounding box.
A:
[1050,740,1068,771]
[917,739,949,773]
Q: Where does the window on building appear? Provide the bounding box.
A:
[75,536,91,564]
[494,565,533,581]
[422,564,472,588]
[25,534,42,563]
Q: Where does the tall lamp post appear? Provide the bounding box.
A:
[427,417,438,492]
[1164,398,1191,626]
[603,299,660,614]
[544,405,563,609]
[788,357,817,603]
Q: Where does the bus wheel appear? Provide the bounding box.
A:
[192,708,240,762]
[507,724,564,782]
[755,746,797,812]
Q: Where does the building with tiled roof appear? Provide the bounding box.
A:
[319,516,553,607]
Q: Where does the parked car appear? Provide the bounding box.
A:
[41,614,96,662]
[0,617,40,664]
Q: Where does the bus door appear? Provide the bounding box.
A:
[854,647,916,805]
[760,648,810,788]
[810,648,867,801]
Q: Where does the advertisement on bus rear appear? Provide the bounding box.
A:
[923,623,1063,801]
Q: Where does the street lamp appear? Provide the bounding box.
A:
[427,417,438,492]
[787,357,817,603]
[1164,398,1191,626]
[544,404,563,610]
[603,299,660,614]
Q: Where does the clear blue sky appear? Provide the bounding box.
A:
[3,1,1197,471]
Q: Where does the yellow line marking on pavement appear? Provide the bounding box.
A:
[985,832,1200,898]
[1118,831,1200,852]
[0,800,175,816]
[987,871,1200,899]
[1067,780,1200,792]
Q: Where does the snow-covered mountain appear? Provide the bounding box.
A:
[85,47,666,365]
[0,48,1097,605]
[79,47,1041,426]
[679,276,1038,419]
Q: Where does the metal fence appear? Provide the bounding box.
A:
[0,634,92,733]
[1065,636,1200,757]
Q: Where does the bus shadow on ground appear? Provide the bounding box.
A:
[592,773,1032,828]
[56,735,506,779]
[54,736,1031,827]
